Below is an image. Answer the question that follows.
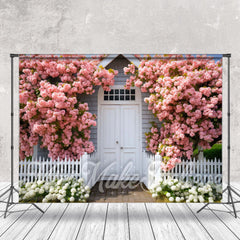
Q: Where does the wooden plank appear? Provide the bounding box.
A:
[0,203,32,236]
[167,203,212,240]
[0,186,18,213]
[223,182,240,205]
[222,188,240,219]
[0,182,9,191]
[76,203,107,240]
[128,203,155,240]
[0,204,50,240]
[146,203,184,240]
[232,182,240,192]
[49,203,88,240]
[23,203,68,240]
[0,183,10,203]
[104,203,129,240]
[188,203,239,240]
[203,202,240,238]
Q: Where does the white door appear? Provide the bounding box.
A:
[100,104,140,180]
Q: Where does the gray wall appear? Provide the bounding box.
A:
[78,87,99,150]
[0,0,239,182]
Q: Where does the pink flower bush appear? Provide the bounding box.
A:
[124,55,222,171]
[19,55,117,160]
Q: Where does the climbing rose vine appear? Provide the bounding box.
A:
[19,55,117,160]
[124,55,222,171]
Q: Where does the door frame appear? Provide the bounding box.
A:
[97,85,143,180]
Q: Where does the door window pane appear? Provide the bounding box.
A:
[104,88,136,101]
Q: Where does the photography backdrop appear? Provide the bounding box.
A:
[0,0,240,184]
[18,54,223,203]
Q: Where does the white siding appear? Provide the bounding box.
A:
[78,88,98,149]
[141,92,161,149]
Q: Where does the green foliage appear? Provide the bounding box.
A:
[204,144,222,160]
[35,88,41,98]
[25,156,32,161]
[193,144,222,161]
[193,148,199,157]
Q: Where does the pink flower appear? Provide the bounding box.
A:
[19,55,117,160]
[135,80,143,87]
[125,55,222,171]
[199,87,211,97]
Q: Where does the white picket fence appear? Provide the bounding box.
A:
[19,151,222,188]
[143,151,222,187]
[19,152,98,187]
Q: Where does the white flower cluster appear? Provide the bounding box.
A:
[19,177,90,203]
[150,177,222,203]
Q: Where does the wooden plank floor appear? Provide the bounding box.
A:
[0,182,240,240]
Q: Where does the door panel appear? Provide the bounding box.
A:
[102,152,118,176]
[120,105,139,176]
[103,107,118,149]
[121,107,136,147]
[121,151,136,175]
[101,106,120,177]
[100,104,140,179]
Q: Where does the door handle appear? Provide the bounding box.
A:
[116,141,119,144]
[120,147,123,149]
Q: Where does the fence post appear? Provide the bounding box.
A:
[145,151,155,188]
[81,153,89,185]
[155,153,161,183]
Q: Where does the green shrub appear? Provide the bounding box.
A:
[192,144,222,161]
[204,144,222,160]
